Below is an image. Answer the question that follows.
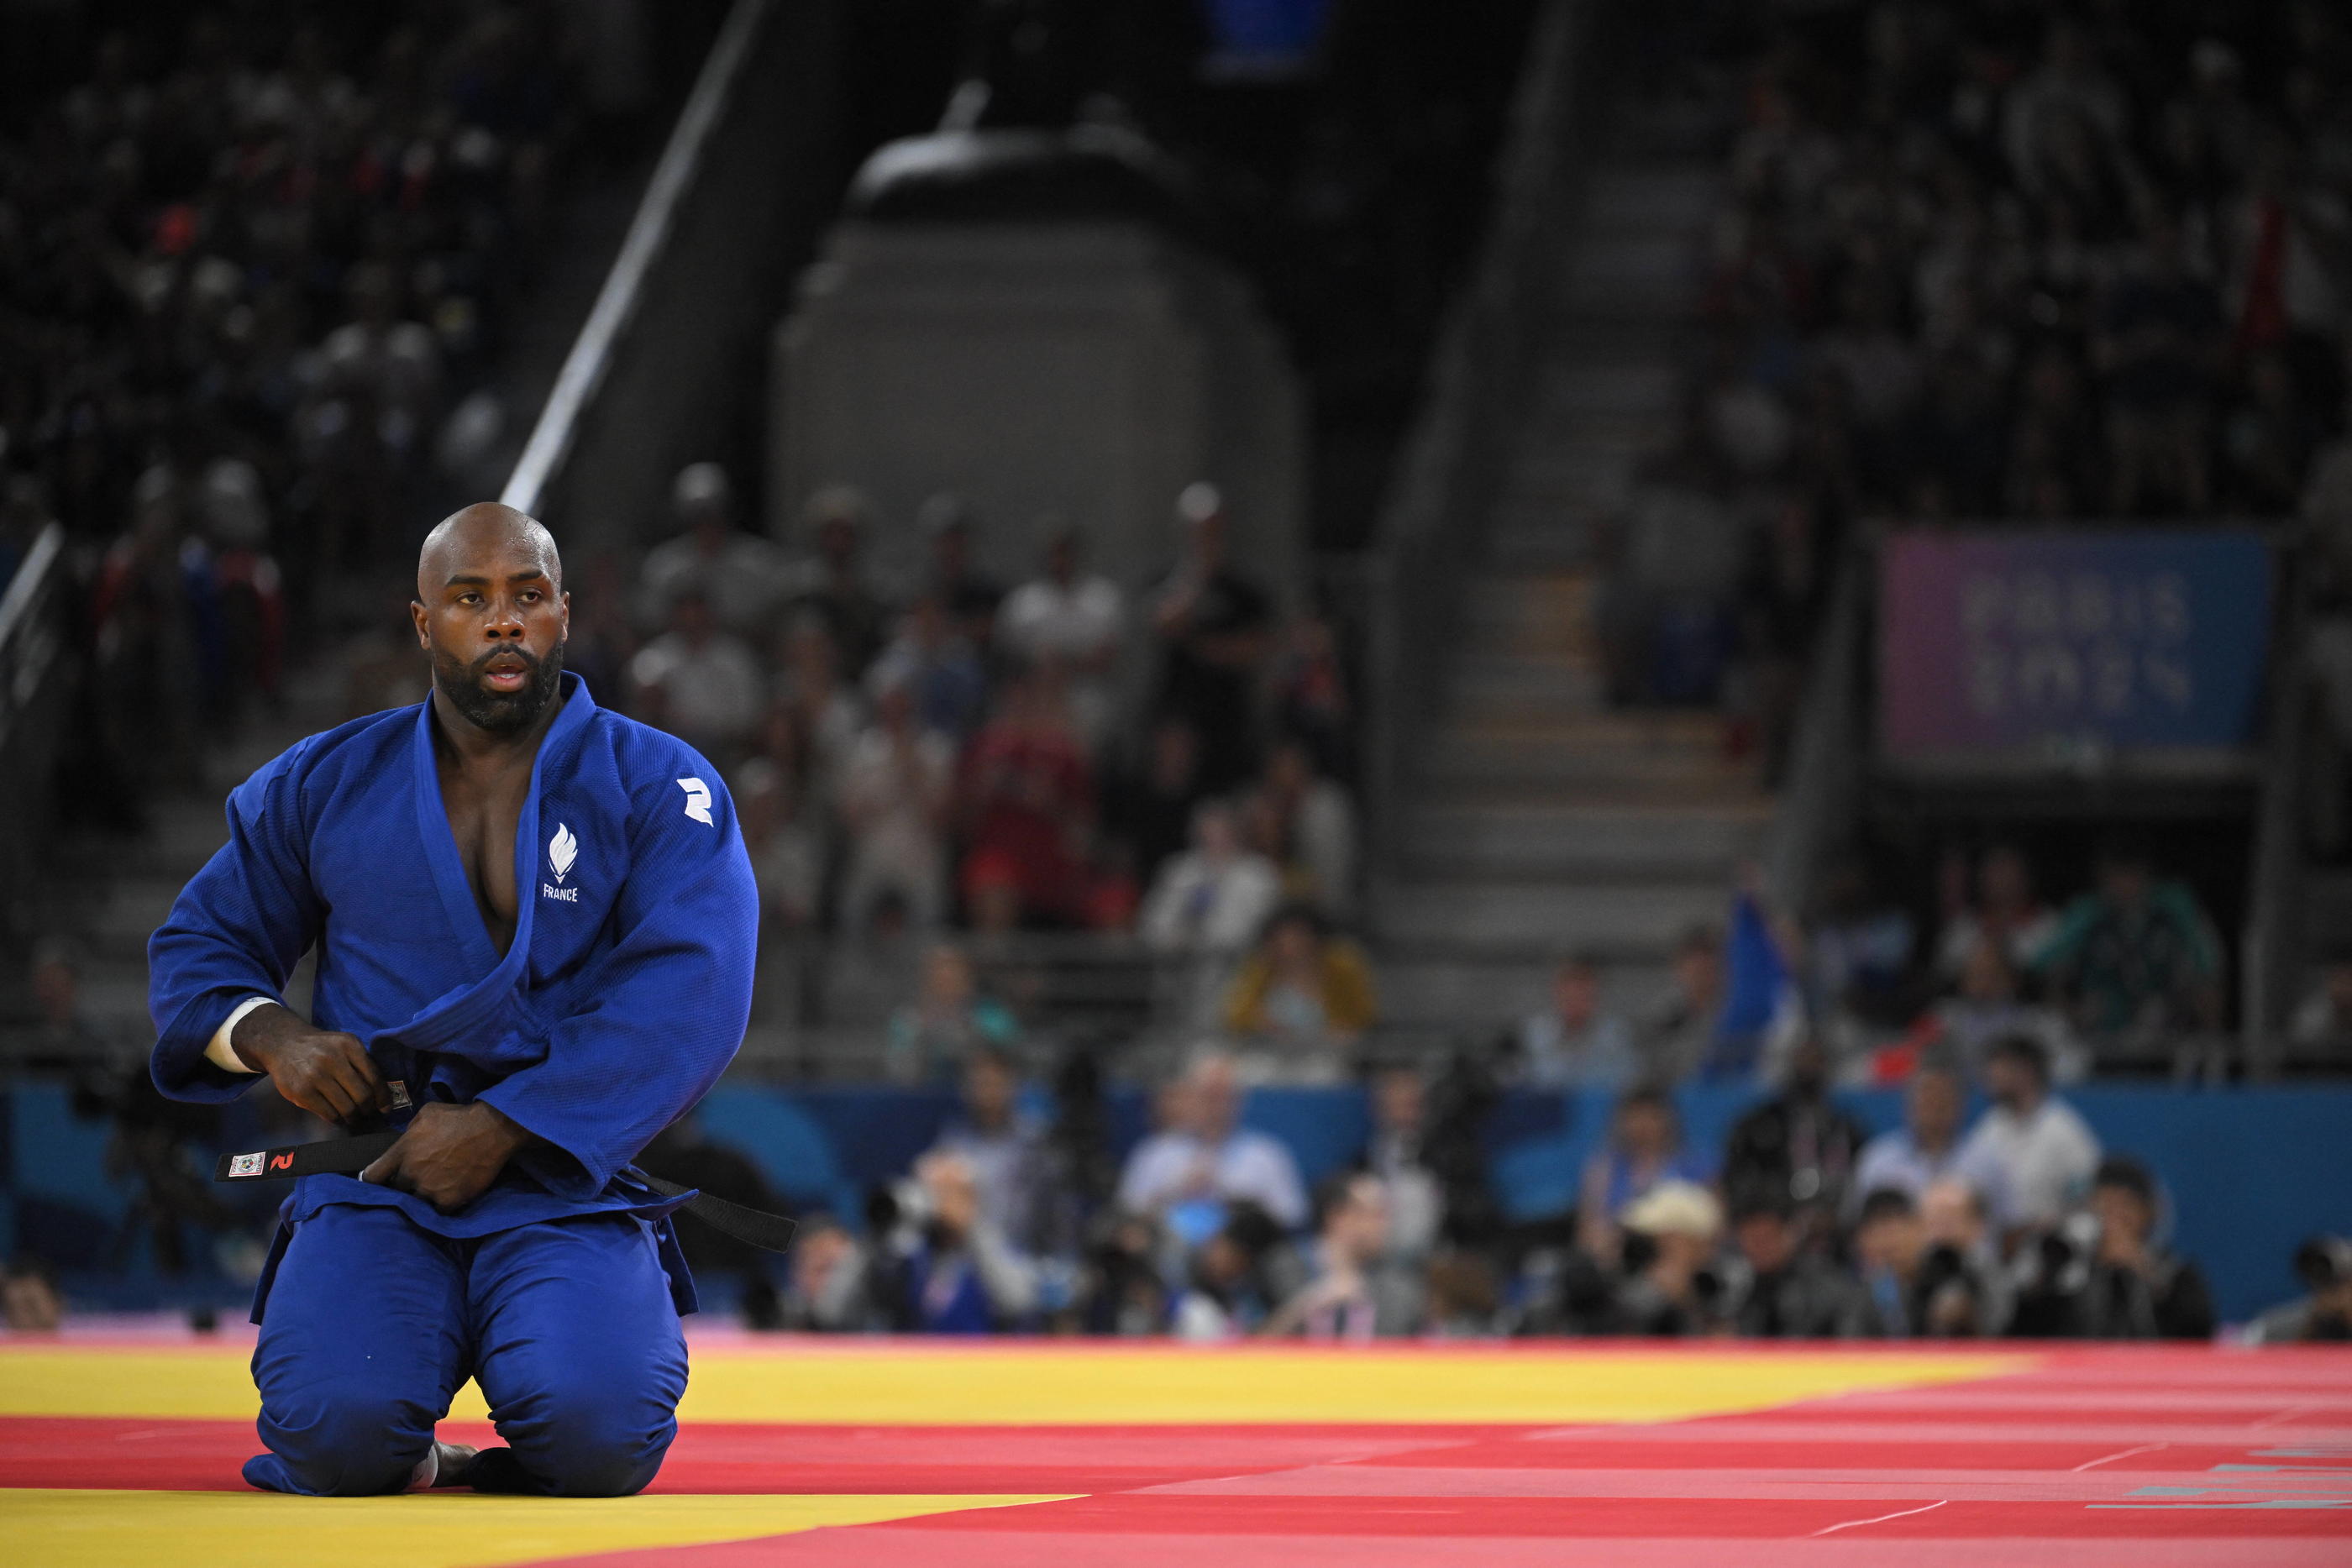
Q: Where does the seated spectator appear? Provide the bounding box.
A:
[1609,1182,1725,1338]
[2039,841,2224,1052]
[1935,844,2060,983]
[1801,855,1919,1032]
[626,588,766,760]
[997,523,1126,752]
[1139,800,1282,957]
[1112,716,1207,884]
[2244,1237,2352,1345]
[1892,941,2084,1086]
[878,1151,1041,1335]
[1721,1193,1868,1339]
[1919,1178,2014,1335]
[916,493,1004,652]
[2287,948,2352,1069]
[775,1217,877,1332]
[1851,1062,2014,1229]
[1852,1188,2004,1340]
[869,596,988,742]
[1640,926,1728,1084]
[1957,1034,2102,1235]
[1220,905,1380,1078]
[958,665,1100,928]
[1170,1201,1284,1341]
[1520,953,1638,1091]
[885,942,1021,1086]
[1263,1173,1396,1341]
[1268,609,1353,783]
[636,463,790,636]
[927,1046,1053,1258]
[1084,1209,1175,1336]
[785,485,891,673]
[734,758,822,936]
[1721,1032,1869,1233]
[1147,483,1274,793]
[1251,739,1357,917]
[1577,1087,1713,1266]
[837,675,956,931]
[1424,1251,1507,1340]
[1361,1062,1445,1263]
[773,614,864,797]
[1116,1050,1309,1231]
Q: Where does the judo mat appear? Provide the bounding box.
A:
[3,1330,2349,1566]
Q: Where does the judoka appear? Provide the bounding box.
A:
[147,502,758,1497]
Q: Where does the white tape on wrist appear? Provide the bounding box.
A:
[203,997,277,1073]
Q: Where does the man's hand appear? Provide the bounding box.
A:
[360,1101,534,1214]
[232,1003,388,1126]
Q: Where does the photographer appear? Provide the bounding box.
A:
[1853,1188,2003,1338]
[1609,1182,1726,1337]
[2244,1238,2352,1344]
[2010,1156,2214,1340]
[876,1151,1042,1334]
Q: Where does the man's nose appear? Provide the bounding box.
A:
[486,601,525,637]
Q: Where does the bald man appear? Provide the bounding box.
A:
[148,505,757,1497]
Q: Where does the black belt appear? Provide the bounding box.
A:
[213,1131,798,1253]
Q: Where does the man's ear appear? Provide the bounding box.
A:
[411,599,430,649]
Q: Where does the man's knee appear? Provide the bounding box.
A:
[494,1377,678,1497]
[255,1378,437,1496]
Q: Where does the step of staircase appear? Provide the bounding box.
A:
[1374,875,1730,952]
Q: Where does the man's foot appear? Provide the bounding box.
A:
[404,1441,480,1491]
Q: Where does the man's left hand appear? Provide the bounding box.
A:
[360,1102,533,1213]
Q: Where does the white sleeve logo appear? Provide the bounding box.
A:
[677,777,714,825]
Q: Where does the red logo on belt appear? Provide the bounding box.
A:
[270,1153,294,1172]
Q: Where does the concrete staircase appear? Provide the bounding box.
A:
[1373,122,1770,1040]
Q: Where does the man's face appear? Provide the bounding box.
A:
[1619,1102,1671,1158]
[1857,1211,1925,1275]
[413,526,567,734]
[1554,963,1598,1025]
[1331,1178,1390,1263]
[1735,1213,1796,1274]
[1908,1071,1963,1148]
[2091,1184,2151,1250]
[1373,1069,1423,1135]
[1185,1063,1239,1141]
[1985,1053,2034,1109]
[965,1055,1015,1127]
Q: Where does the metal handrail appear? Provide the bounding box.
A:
[0,522,65,748]
[1362,0,1592,878]
[1760,539,1867,918]
[2242,534,2312,1074]
[501,0,774,517]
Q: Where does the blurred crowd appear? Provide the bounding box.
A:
[711,1032,2344,1346]
[1603,0,2352,774]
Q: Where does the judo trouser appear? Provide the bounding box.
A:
[244,1204,688,1497]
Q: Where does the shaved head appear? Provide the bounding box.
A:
[417,502,561,600]
[412,502,569,737]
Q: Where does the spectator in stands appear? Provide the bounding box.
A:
[916,494,1003,653]
[1935,845,2060,983]
[879,1151,1040,1334]
[1957,1034,2102,1234]
[1920,1178,2013,1335]
[2288,948,2352,1069]
[1147,483,1273,793]
[1721,1192,1867,1339]
[1113,716,1207,885]
[1220,904,1379,1078]
[1268,609,1352,784]
[2039,842,2224,1056]
[774,614,864,803]
[869,595,988,742]
[776,1217,876,1332]
[1170,1202,1284,1341]
[997,522,1125,752]
[1361,1062,1444,1264]
[637,464,790,637]
[1520,953,1637,1091]
[885,942,1021,1086]
[1800,854,1919,1036]
[1641,926,1728,1085]
[625,586,766,761]
[559,553,639,706]
[837,674,956,931]
[1263,1173,1395,1341]
[788,486,890,674]
[1851,1062,2013,1229]
[2,1258,63,1333]
[1576,1087,1712,1266]
[1853,1188,2003,1339]
[927,1045,1053,1259]
[2097,215,2223,516]
[1116,1050,1309,1231]
[1609,1182,1725,1338]
[1722,1031,1869,1235]
[2244,1236,2352,1345]
[1897,940,2084,1087]
[1140,800,1282,957]
[2014,1156,2215,1341]
[735,758,821,936]
[958,663,1100,929]
[1250,739,1357,917]
[19,938,113,1076]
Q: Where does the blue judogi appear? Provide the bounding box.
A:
[149,674,756,1495]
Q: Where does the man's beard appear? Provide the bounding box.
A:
[432,639,566,734]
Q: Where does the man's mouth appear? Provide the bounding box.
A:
[480,652,533,693]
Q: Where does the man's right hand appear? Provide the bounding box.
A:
[230,1003,389,1126]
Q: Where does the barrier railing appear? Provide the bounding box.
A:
[1361,0,1596,878]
